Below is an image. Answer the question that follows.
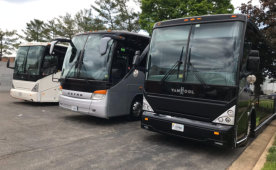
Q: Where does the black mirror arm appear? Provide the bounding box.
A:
[54,38,76,49]
[6,58,15,69]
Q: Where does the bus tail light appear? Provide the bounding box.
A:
[212,105,236,125]
[143,96,154,112]
[91,90,107,100]
[31,83,39,92]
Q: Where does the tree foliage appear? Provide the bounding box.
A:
[139,0,234,34]
[92,0,140,31]
[239,0,276,48]
[0,29,19,59]
[22,19,48,42]
[44,19,59,41]
[56,13,78,40]
[75,8,106,32]
[115,0,140,32]
[91,0,119,30]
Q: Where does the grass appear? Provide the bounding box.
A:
[262,135,276,170]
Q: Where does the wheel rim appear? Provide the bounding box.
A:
[132,101,142,118]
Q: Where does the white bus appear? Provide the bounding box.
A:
[7,42,67,102]
[50,31,150,119]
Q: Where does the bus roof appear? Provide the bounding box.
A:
[75,30,150,39]
[19,42,67,48]
[153,14,248,29]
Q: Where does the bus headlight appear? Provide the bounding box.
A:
[91,93,106,100]
[31,84,39,92]
[91,90,107,100]
[212,105,236,125]
[143,96,154,112]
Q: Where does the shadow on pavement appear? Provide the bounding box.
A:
[142,132,246,156]
[12,101,59,107]
[63,114,135,126]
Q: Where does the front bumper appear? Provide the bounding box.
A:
[141,112,235,147]
[10,89,39,102]
[59,94,108,118]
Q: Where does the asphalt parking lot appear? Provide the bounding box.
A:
[0,62,247,170]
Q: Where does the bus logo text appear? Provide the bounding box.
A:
[171,87,194,95]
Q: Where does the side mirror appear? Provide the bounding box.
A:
[132,51,141,66]
[132,45,150,67]
[50,40,58,55]
[100,37,112,55]
[50,38,76,55]
[247,50,260,73]
[6,58,15,69]
[246,75,257,84]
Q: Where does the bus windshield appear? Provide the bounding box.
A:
[147,21,244,86]
[14,46,45,76]
[62,34,114,81]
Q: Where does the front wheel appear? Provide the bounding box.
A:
[129,97,143,120]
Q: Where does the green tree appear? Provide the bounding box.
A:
[240,0,276,49]
[56,13,77,39]
[115,0,140,32]
[22,19,48,42]
[91,0,118,30]
[0,29,19,60]
[140,0,234,34]
[75,8,106,32]
[92,0,140,32]
[44,19,59,41]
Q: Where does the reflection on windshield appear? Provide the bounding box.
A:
[62,34,113,81]
[14,46,28,74]
[14,46,45,76]
[25,46,44,75]
[61,35,87,78]
[147,21,244,86]
[148,25,191,82]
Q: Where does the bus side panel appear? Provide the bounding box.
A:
[38,72,61,102]
[254,77,275,127]
[236,79,252,141]
[242,21,276,132]
[107,70,145,117]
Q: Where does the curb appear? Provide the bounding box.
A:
[228,120,276,170]
[253,131,276,170]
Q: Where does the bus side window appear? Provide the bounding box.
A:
[111,42,136,83]
[42,55,58,76]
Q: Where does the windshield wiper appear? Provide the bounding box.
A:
[186,48,209,88]
[161,46,184,83]
[77,49,96,84]
[63,50,83,81]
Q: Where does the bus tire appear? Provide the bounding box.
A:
[129,96,143,120]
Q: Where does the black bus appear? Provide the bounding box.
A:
[141,14,276,147]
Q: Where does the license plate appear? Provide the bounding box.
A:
[71,106,78,111]
[172,123,184,132]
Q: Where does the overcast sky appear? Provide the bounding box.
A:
[0,0,260,33]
